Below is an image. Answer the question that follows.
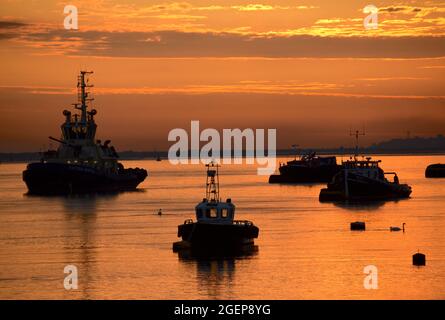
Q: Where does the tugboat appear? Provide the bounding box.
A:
[23,71,148,195]
[319,156,412,201]
[173,163,259,254]
[425,163,445,178]
[269,151,340,183]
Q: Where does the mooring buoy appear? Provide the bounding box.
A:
[413,252,426,266]
[350,221,366,231]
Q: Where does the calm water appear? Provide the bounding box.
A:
[0,156,444,300]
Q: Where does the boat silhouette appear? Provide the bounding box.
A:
[425,163,445,178]
[269,151,340,183]
[173,162,259,254]
[319,156,412,201]
[23,71,147,195]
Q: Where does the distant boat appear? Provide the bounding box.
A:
[22,71,148,195]
[425,163,445,178]
[269,151,341,183]
[173,162,259,254]
[319,156,412,202]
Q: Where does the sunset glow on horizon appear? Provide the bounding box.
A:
[1,0,444,152]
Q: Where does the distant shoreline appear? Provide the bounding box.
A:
[1,149,444,164]
[2,135,444,163]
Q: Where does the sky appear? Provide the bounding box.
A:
[0,0,444,152]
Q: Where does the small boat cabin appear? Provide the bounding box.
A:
[342,157,384,180]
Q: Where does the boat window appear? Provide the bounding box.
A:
[221,208,228,218]
[205,208,218,218]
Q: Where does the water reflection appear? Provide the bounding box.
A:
[332,198,409,211]
[61,193,117,215]
[176,246,258,299]
[61,194,116,299]
[277,182,324,186]
[175,245,259,260]
[196,259,236,298]
[24,188,145,198]
[333,200,387,211]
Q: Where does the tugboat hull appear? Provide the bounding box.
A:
[269,165,340,183]
[23,162,147,195]
[174,221,259,253]
[319,173,412,201]
[425,164,445,178]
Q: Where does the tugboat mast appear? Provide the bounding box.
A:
[76,71,94,124]
[292,144,299,160]
[206,162,220,202]
[350,129,365,159]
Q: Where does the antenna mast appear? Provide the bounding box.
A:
[291,144,299,160]
[350,129,365,159]
[206,162,220,202]
[77,71,94,124]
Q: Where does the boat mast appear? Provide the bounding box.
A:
[292,144,299,160]
[77,71,94,124]
[206,162,220,202]
[350,129,365,159]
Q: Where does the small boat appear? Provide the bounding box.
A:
[269,151,341,183]
[425,163,445,178]
[173,163,259,254]
[319,156,412,201]
[23,71,148,195]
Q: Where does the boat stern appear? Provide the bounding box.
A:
[319,188,345,202]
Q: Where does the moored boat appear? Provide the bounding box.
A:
[23,71,148,195]
[425,163,445,178]
[319,157,412,201]
[173,163,259,254]
[269,151,340,183]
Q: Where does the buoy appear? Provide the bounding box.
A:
[413,252,426,266]
[350,221,366,231]
[157,209,162,216]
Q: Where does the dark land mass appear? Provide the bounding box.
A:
[1,135,444,163]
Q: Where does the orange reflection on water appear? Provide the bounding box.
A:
[0,155,444,299]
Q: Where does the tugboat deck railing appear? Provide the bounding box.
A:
[233,220,254,226]
[184,219,253,226]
